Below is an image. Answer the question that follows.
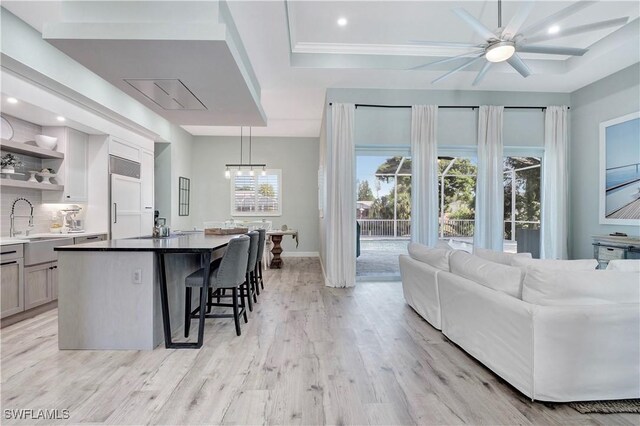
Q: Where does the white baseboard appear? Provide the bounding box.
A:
[280,251,319,258]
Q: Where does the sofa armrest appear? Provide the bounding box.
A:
[532,303,640,401]
[439,272,534,398]
[399,255,442,330]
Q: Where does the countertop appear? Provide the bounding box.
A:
[0,231,108,246]
[55,232,236,253]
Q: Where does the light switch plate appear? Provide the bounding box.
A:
[133,269,142,284]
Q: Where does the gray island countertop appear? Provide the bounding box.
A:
[55,232,237,253]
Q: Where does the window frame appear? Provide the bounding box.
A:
[230,169,282,217]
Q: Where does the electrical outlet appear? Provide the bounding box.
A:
[133,269,142,284]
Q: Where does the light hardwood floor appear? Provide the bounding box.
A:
[1,258,638,425]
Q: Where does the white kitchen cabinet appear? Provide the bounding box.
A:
[141,148,155,236]
[109,137,140,162]
[111,174,142,240]
[42,127,89,203]
[141,149,154,213]
[1,245,24,319]
[24,262,55,310]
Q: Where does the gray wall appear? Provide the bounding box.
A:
[569,63,640,259]
[191,136,320,254]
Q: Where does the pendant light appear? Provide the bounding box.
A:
[225,126,266,179]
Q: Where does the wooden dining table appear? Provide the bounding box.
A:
[266,229,298,269]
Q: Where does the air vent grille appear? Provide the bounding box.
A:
[124,79,207,110]
[110,155,141,178]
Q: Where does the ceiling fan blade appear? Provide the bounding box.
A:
[408,40,483,48]
[501,0,535,39]
[432,55,484,84]
[524,17,629,44]
[410,50,485,70]
[507,53,532,78]
[517,45,588,56]
[472,61,492,86]
[452,7,497,41]
[520,0,597,37]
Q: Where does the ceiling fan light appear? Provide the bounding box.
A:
[548,25,560,34]
[485,41,516,63]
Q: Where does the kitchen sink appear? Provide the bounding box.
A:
[24,237,74,266]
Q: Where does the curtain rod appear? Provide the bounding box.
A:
[328,103,569,111]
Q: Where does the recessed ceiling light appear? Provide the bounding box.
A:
[548,25,560,34]
[56,116,66,122]
[6,97,18,104]
[337,17,348,27]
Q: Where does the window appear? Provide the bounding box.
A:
[231,169,282,216]
[503,157,541,257]
[438,156,477,241]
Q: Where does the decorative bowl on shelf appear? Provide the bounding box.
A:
[28,171,39,183]
[34,135,58,150]
[37,171,57,184]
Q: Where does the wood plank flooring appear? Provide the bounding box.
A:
[1,258,638,425]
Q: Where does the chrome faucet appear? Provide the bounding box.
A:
[10,197,34,238]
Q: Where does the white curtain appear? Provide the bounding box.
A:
[326,103,356,287]
[411,105,439,246]
[541,106,569,259]
[474,105,504,250]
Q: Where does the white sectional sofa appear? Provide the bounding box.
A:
[400,243,640,402]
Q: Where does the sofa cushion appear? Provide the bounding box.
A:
[607,259,640,272]
[408,243,451,271]
[474,247,532,266]
[522,268,640,305]
[510,257,598,271]
[449,251,524,298]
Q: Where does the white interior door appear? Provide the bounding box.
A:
[111,174,142,239]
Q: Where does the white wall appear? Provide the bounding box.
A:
[569,63,640,259]
[191,136,320,254]
[168,127,195,230]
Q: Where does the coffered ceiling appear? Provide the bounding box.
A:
[3,1,639,138]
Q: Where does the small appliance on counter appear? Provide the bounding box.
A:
[60,205,85,234]
[153,217,171,238]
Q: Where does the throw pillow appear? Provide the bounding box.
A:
[474,247,532,266]
[522,268,640,305]
[510,257,598,270]
[408,243,451,271]
[449,251,525,298]
[606,259,640,272]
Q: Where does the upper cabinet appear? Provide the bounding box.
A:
[109,137,140,162]
[42,127,89,203]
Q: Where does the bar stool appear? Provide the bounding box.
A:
[244,231,259,307]
[184,235,250,337]
[255,229,266,291]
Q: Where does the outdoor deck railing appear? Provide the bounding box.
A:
[358,218,540,239]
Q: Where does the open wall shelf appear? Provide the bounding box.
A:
[0,179,64,191]
[0,139,64,160]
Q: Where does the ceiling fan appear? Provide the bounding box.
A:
[410,0,630,85]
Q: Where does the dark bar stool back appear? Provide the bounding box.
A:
[255,229,266,291]
[184,235,250,337]
[245,231,260,306]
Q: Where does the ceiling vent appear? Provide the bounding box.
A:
[124,79,207,110]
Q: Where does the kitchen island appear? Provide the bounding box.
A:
[55,233,235,350]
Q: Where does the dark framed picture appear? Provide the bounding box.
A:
[178,176,190,216]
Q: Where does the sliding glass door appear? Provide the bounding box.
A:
[356,152,411,279]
